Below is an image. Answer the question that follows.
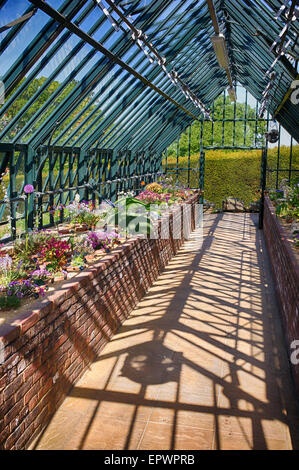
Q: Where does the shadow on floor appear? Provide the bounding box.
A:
[32,213,299,450]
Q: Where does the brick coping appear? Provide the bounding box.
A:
[265,196,299,278]
[0,193,199,351]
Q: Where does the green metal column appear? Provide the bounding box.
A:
[275,123,281,189]
[176,137,179,184]
[188,126,191,187]
[25,145,36,231]
[199,150,205,204]
[143,150,151,186]
[288,137,293,184]
[165,149,168,176]
[109,151,118,202]
[78,149,88,201]
[259,147,268,230]
[48,148,55,226]
[36,147,43,229]
[8,148,17,239]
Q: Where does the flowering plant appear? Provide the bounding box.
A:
[136,190,171,205]
[30,268,51,284]
[102,231,121,250]
[0,254,24,286]
[86,231,120,251]
[24,184,34,194]
[70,254,85,269]
[137,175,194,206]
[86,231,103,250]
[65,199,102,227]
[73,235,95,256]
[145,182,163,193]
[14,229,53,266]
[5,279,38,299]
[272,181,299,222]
[0,254,12,272]
[174,189,194,200]
[38,237,71,272]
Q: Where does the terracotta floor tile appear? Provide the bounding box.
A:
[59,395,98,415]
[214,430,289,450]
[155,387,219,409]
[217,381,283,410]
[149,407,216,431]
[102,329,155,355]
[173,426,214,450]
[29,214,299,450]
[217,415,288,441]
[31,410,88,450]
[94,400,152,423]
[138,422,214,450]
[64,417,146,450]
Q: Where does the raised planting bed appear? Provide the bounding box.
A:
[0,230,126,328]
[263,196,299,398]
[0,192,200,450]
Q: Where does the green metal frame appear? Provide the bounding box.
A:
[162,87,298,214]
[0,1,298,240]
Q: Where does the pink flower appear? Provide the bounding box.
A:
[24,184,34,194]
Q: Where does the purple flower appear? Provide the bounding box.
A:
[30,268,50,279]
[38,287,46,297]
[17,260,23,270]
[106,231,120,239]
[24,184,34,194]
[0,255,12,271]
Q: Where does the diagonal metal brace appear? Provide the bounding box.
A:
[0,9,38,33]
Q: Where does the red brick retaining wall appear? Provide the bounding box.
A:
[0,194,199,449]
[263,196,299,397]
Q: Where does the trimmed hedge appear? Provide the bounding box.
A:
[164,146,299,208]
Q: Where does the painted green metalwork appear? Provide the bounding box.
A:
[259,147,268,229]
[0,0,298,240]
[3,1,87,97]
[199,151,205,205]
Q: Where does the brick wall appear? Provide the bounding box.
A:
[263,196,299,397]
[0,194,199,449]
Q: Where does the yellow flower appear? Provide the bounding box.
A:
[145,182,163,193]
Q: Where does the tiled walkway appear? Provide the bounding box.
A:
[30,213,299,450]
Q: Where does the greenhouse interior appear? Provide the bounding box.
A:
[0,0,298,452]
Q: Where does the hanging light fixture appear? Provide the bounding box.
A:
[265,120,279,143]
[210,34,230,69]
[207,0,237,101]
[227,86,236,101]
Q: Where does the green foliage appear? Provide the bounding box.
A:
[271,180,299,222]
[167,96,266,156]
[71,255,85,268]
[0,295,21,310]
[164,146,299,208]
[0,77,102,143]
[13,230,53,267]
[107,197,158,236]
